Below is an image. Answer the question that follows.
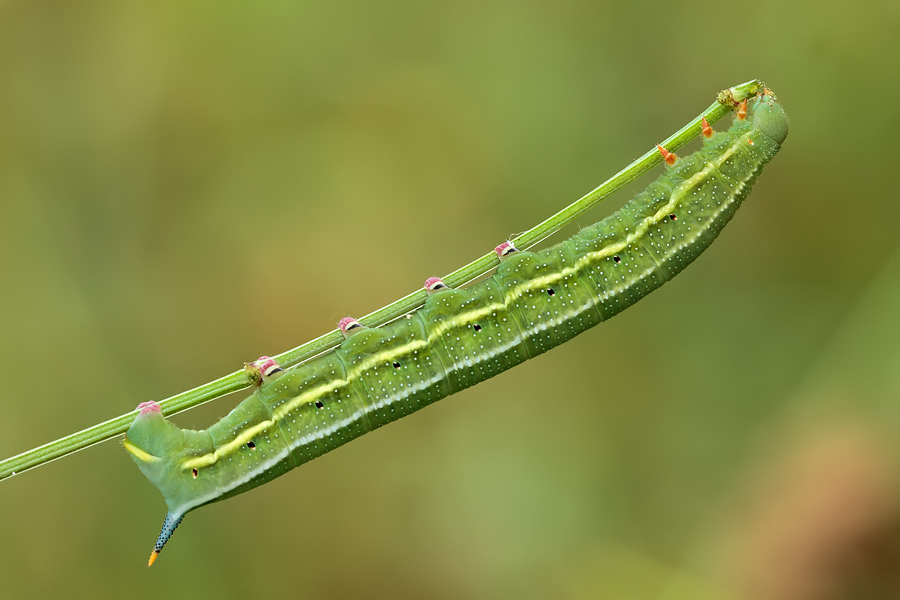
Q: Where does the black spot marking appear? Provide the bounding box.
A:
[669,214,677,220]
[473,324,482,332]
[393,361,401,369]
[247,441,256,450]
[315,400,324,409]
[547,288,555,296]
[192,468,198,478]
[613,255,621,263]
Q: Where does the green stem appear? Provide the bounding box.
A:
[0,79,762,482]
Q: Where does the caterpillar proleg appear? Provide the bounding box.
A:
[124,91,789,565]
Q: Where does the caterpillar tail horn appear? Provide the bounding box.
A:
[148,511,184,567]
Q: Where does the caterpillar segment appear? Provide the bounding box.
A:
[124,92,788,565]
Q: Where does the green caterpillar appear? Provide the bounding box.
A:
[124,93,789,566]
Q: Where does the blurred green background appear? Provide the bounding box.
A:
[2,1,900,598]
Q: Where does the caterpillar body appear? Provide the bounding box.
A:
[124,93,789,565]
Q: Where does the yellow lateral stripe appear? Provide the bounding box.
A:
[262,307,509,419]
[183,135,748,469]
[185,338,433,469]
[182,420,276,470]
[500,138,743,305]
[123,438,161,463]
[272,379,348,421]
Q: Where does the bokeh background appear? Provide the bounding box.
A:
[2,1,899,598]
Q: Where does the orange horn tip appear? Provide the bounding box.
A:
[148,551,159,567]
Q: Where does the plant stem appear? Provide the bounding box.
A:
[0,79,762,482]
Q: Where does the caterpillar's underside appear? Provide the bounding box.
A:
[124,93,789,565]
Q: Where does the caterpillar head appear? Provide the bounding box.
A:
[751,95,789,145]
